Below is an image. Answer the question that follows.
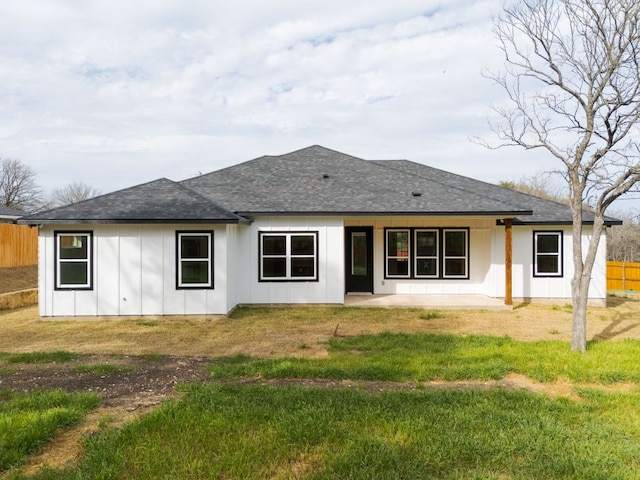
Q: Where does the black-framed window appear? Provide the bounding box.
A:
[384,228,469,279]
[415,229,439,277]
[176,231,214,289]
[259,231,318,281]
[443,229,468,278]
[55,231,93,290]
[386,229,410,278]
[533,231,563,277]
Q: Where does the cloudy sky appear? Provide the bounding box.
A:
[0,0,583,204]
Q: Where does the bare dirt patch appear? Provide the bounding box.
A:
[0,265,37,295]
[1,354,210,475]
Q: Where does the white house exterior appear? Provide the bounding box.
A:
[21,146,615,317]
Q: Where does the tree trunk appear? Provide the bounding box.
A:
[571,277,590,352]
[570,204,606,352]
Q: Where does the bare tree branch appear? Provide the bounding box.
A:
[487,0,640,352]
[49,181,101,208]
[0,158,44,213]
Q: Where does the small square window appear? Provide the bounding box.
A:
[263,236,286,255]
[416,259,437,276]
[263,257,287,277]
[181,236,209,259]
[291,235,315,255]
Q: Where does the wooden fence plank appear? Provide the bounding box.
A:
[607,261,640,291]
[0,224,38,268]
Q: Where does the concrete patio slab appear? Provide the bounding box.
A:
[344,294,512,310]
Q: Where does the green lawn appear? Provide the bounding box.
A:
[6,332,640,479]
[18,384,640,480]
[208,332,640,384]
[0,390,99,471]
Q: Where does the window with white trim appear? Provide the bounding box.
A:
[533,231,563,277]
[55,231,93,290]
[415,229,439,277]
[384,227,469,279]
[386,229,410,278]
[443,229,468,278]
[259,232,318,281]
[177,231,214,288]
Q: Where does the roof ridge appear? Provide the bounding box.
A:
[171,181,245,221]
[375,159,573,207]
[180,145,371,185]
[371,160,532,214]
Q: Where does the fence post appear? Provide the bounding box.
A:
[623,262,626,291]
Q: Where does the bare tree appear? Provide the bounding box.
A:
[498,173,568,204]
[485,0,640,352]
[0,158,44,213]
[49,181,101,208]
[607,210,640,262]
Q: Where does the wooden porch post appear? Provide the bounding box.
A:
[504,219,513,306]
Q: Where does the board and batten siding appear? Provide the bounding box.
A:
[38,225,229,316]
[231,217,345,305]
[490,224,607,304]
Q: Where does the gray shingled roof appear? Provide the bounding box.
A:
[17,145,621,225]
[19,178,247,225]
[0,205,24,218]
[371,160,619,225]
[182,145,533,217]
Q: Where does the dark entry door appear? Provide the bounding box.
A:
[345,227,373,293]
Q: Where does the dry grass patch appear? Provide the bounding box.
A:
[1,298,640,358]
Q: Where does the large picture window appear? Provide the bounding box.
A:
[259,232,318,281]
[533,231,563,277]
[384,228,469,280]
[177,231,214,288]
[55,231,93,290]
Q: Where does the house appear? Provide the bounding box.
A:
[0,205,24,224]
[18,145,619,317]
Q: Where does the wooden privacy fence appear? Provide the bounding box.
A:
[0,223,38,268]
[607,261,640,291]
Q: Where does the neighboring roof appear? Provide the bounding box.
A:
[0,205,24,220]
[17,145,621,226]
[182,145,533,217]
[18,178,248,225]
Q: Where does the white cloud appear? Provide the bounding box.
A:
[0,0,607,207]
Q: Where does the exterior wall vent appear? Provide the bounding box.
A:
[412,191,422,197]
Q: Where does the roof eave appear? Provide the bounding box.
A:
[17,217,252,226]
[236,210,534,217]
[509,219,623,227]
